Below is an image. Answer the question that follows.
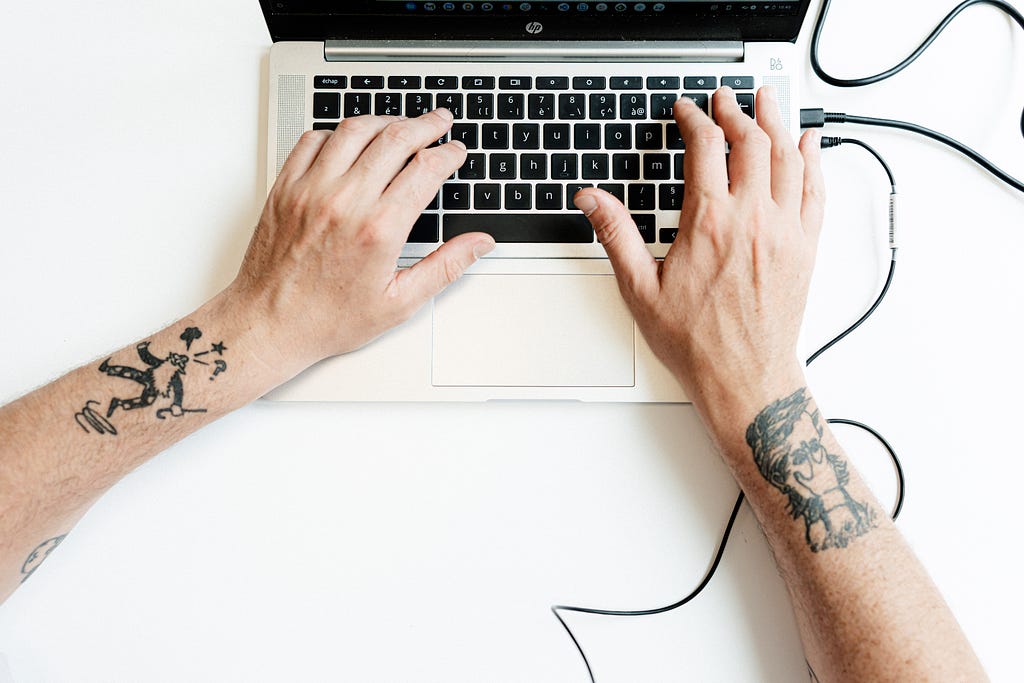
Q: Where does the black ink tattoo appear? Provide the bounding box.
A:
[72,327,228,434]
[74,400,118,435]
[746,388,877,552]
[20,535,68,583]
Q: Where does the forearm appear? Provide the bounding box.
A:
[694,369,986,682]
[0,286,292,603]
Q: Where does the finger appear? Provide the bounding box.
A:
[377,140,468,233]
[755,85,804,208]
[309,115,401,179]
[276,129,333,185]
[389,232,496,312]
[712,86,771,197]
[575,188,659,303]
[346,109,456,196]
[673,97,729,199]
[798,130,826,245]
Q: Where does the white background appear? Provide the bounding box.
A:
[1,0,1022,680]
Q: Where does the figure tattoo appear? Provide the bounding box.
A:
[20,535,68,583]
[72,327,228,434]
[746,388,877,552]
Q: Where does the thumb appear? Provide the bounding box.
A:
[574,189,658,301]
[393,232,496,308]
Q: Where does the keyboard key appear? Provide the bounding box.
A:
[674,153,685,180]
[643,153,672,180]
[573,76,606,90]
[537,76,569,90]
[635,123,663,150]
[604,124,632,150]
[535,184,564,210]
[684,76,717,90]
[489,153,516,179]
[444,213,593,243]
[736,93,755,118]
[528,93,556,119]
[682,93,709,114]
[566,184,595,210]
[543,123,571,150]
[499,76,533,90]
[375,92,402,116]
[574,123,601,150]
[651,94,678,120]
[505,184,532,210]
[599,183,625,203]
[313,92,341,119]
[312,122,338,131]
[408,214,439,243]
[463,76,496,89]
[353,76,385,89]
[468,94,494,119]
[582,154,610,180]
[344,92,371,117]
[442,183,471,210]
[450,123,478,149]
[666,126,686,150]
[314,75,347,89]
[474,184,502,210]
[612,153,641,180]
[659,183,684,210]
[426,76,459,89]
[388,76,421,89]
[647,76,680,90]
[521,154,548,179]
[481,123,509,149]
[498,93,525,120]
[551,154,578,180]
[512,123,540,149]
[660,228,679,243]
[632,214,656,243]
[610,76,643,90]
[723,76,755,89]
[559,93,586,119]
[620,93,648,120]
[436,93,464,119]
[458,154,486,179]
[406,93,433,117]
[628,184,656,211]
[589,93,617,120]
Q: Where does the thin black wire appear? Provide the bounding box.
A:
[551,141,906,682]
[809,0,1024,140]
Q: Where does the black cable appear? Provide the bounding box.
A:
[551,139,906,682]
[809,0,1024,140]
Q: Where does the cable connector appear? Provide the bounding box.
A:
[801,108,849,128]
[820,136,843,149]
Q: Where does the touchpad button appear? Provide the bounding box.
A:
[432,275,635,387]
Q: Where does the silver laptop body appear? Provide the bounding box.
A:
[259,1,811,402]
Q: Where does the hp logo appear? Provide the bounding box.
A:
[525,21,544,34]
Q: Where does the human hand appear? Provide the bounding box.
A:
[230,110,495,373]
[576,87,825,417]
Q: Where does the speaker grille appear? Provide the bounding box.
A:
[275,75,306,177]
[763,75,792,130]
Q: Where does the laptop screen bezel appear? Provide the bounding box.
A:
[259,1,812,43]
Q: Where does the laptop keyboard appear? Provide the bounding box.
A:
[309,71,758,256]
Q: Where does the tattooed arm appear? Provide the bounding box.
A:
[577,87,987,681]
[0,109,494,605]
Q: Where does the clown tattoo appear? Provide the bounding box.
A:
[73,327,228,434]
[746,388,877,552]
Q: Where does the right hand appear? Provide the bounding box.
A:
[575,87,826,415]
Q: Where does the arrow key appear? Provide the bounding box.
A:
[353,76,385,89]
[388,76,422,89]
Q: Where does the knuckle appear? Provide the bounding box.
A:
[338,115,376,135]
[411,148,454,177]
[382,121,421,150]
[441,255,467,285]
[737,127,771,150]
[692,124,726,147]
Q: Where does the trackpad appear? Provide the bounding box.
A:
[432,275,635,387]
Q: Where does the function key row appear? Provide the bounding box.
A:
[314,75,756,91]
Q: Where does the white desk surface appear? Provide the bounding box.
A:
[1,1,1022,680]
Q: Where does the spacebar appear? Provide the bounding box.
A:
[443,213,594,243]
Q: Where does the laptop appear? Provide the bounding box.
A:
[259,0,811,402]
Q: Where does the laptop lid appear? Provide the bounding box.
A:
[259,1,812,43]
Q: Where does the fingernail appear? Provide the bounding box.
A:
[719,85,734,96]
[449,139,466,151]
[473,237,496,259]
[436,107,453,122]
[574,192,599,217]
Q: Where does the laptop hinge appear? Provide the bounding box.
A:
[324,40,744,63]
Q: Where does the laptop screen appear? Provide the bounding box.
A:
[260,1,811,43]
